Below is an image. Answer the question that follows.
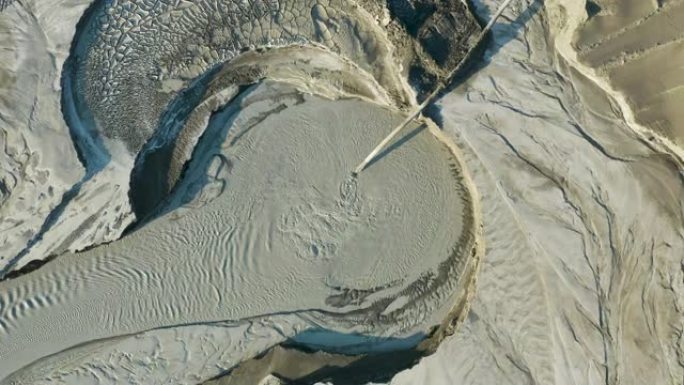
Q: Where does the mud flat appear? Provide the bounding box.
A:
[10,0,683,384]
[1,0,417,276]
[0,0,485,382]
[0,0,480,277]
[0,81,480,379]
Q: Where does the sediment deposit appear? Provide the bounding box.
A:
[1,0,683,384]
[0,0,483,382]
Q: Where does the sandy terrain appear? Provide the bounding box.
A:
[551,0,684,154]
[1,0,683,384]
[0,0,484,382]
[2,317,305,384]
[202,346,358,385]
[0,84,479,378]
[0,0,480,278]
[385,1,684,384]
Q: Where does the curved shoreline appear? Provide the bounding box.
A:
[545,0,684,170]
[0,90,481,381]
[0,0,486,382]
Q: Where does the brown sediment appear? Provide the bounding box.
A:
[546,0,684,168]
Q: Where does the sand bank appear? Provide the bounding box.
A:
[0,81,480,379]
[546,0,684,167]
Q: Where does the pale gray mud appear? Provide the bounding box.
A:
[0,0,485,383]
[0,83,479,379]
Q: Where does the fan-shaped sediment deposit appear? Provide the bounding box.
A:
[4,0,684,384]
[0,0,484,379]
[0,81,481,378]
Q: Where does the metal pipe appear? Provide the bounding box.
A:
[353,0,515,176]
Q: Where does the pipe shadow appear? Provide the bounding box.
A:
[427,0,543,124]
[362,124,427,173]
[360,0,542,169]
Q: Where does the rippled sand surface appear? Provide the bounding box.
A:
[571,0,684,145]
[0,83,478,378]
[1,0,684,384]
[391,1,684,385]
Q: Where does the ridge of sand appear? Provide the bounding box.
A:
[545,0,684,169]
